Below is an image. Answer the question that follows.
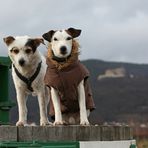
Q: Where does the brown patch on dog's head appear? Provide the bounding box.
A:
[25,38,45,53]
[66,28,81,38]
[3,36,15,46]
[47,39,80,70]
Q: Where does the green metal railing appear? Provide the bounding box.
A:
[0,141,79,148]
[0,57,15,125]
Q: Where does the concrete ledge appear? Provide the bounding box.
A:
[0,125,133,142]
[0,126,17,141]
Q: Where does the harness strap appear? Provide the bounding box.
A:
[13,61,42,92]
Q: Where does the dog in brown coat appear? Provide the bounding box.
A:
[42,28,95,125]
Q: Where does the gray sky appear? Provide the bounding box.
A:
[1,0,148,64]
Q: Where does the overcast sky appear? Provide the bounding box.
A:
[0,0,148,64]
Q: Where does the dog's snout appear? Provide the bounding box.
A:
[60,46,67,55]
[19,59,25,66]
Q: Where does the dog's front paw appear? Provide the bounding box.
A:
[53,121,64,126]
[16,121,26,126]
[80,120,90,126]
[40,120,53,126]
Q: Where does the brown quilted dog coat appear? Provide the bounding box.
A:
[44,58,95,117]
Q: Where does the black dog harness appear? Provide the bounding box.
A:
[13,61,42,92]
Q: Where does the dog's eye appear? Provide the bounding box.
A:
[13,49,19,54]
[53,37,58,41]
[66,37,72,40]
[25,49,32,54]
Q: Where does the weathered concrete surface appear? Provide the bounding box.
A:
[0,126,17,141]
[18,126,33,141]
[0,125,133,142]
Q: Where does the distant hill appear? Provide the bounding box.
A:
[9,59,148,124]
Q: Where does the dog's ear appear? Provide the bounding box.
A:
[42,30,55,42]
[34,38,45,46]
[67,28,81,38]
[3,36,15,46]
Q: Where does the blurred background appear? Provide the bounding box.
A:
[0,0,148,147]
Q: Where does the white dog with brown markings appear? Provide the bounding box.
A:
[42,28,95,125]
[3,36,50,126]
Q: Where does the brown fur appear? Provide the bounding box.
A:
[47,40,80,70]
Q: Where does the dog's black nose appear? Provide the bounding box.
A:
[19,59,25,66]
[60,46,67,55]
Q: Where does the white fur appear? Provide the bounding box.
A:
[50,30,72,58]
[6,36,50,126]
[49,31,90,125]
[51,87,63,125]
[78,80,89,125]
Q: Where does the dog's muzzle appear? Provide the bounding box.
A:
[60,46,67,55]
[19,59,25,66]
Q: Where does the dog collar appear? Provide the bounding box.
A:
[52,51,71,62]
[13,61,42,92]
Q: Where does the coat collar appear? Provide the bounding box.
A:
[51,50,71,63]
